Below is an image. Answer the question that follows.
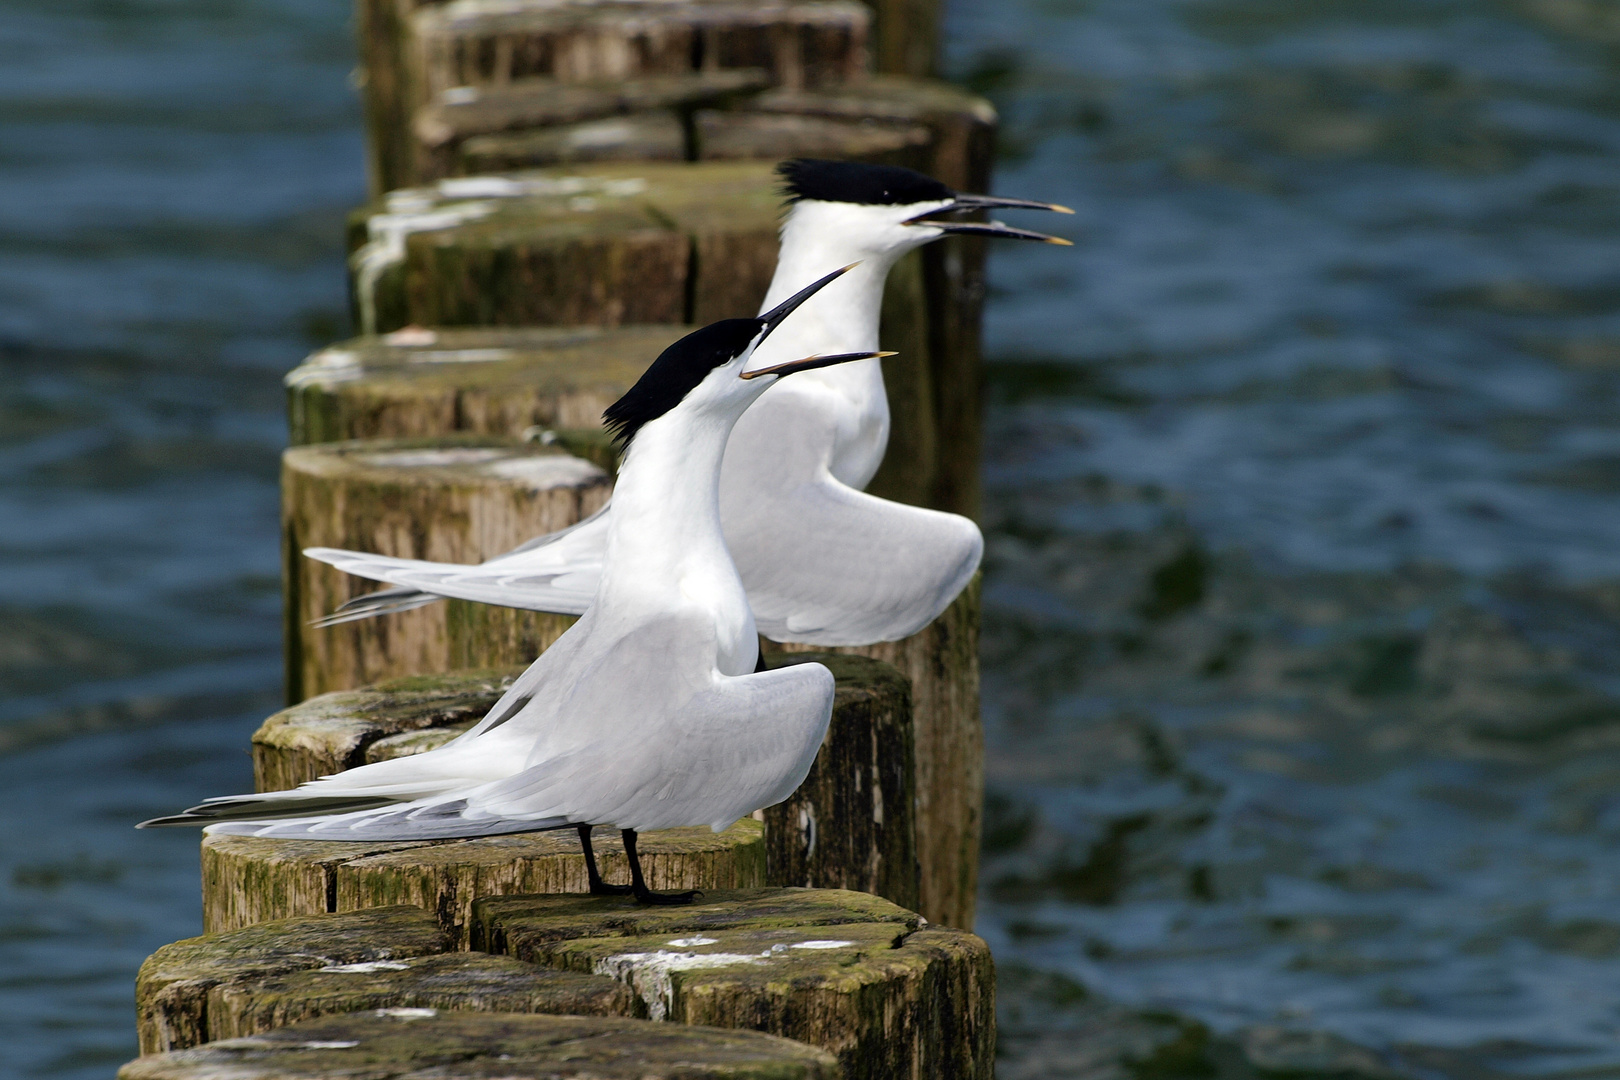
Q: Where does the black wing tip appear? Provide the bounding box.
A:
[136,814,208,829]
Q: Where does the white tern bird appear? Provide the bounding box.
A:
[306,159,1072,647]
[140,267,889,905]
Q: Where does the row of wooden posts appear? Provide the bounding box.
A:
[126,2,1000,1076]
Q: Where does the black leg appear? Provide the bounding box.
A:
[754,649,769,674]
[623,828,700,905]
[578,824,632,895]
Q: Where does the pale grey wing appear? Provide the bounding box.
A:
[302,508,611,618]
[197,640,834,840]
[733,477,983,646]
[468,660,836,833]
[200,803,577,840]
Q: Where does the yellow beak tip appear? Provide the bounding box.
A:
[1052,204,1076,214]
[1046,236,1075,246]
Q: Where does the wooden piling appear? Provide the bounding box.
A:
[123,1011,839,1080]
[281,436,610,702]
[136,905,632,1054]
[414,75,984,186]
[248,657,921,913]
[285,325,663,447]
[358,0,873,193]
[201,822,766,943]
[475,887,995,1080]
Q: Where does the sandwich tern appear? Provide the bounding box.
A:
[140,267,889,905]
[307,160,1072,646]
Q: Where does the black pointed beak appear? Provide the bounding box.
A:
[902,194,1075,244]
[948,193,1075,214]
[935,220,1074,244]
[740,350,895,380]
[757,262,860,339]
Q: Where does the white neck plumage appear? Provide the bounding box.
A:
[746,202,910,376]
[595,399,757,673]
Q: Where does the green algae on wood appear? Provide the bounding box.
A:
[348,162,783,335]
[137,905,635,1055]
[120,1011,840,1080]
[473,887,995,1080]
[767,576,982,930]
[473,886,922,957]
[202,820,767,943]
[136,905,450,1054]
[282,436,605,701]
[208,952,635,1047]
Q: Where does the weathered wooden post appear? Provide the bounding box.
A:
[474,888,995,1079]
[286,325,671,446]
[134,887,990,1076]
[358,0,873,194]
[201,823,767,941]
[135,905,632,1054]
[282,436,609,702]
[125,1012,839,1079]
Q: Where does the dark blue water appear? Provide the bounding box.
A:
[0,1,360,1073]
[5,0,1620,1076]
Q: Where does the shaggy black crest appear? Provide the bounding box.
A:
[603,318,763,446]
[777,159,953,207]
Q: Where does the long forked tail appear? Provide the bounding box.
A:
[137,792,401,828]
[311,586,440,628]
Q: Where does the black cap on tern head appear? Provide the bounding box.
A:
[604,319,763,446]
[778,159,1075,244]
[778,159,954,206]
[603,265,864,446]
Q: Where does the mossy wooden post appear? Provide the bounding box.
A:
[135,905,634,1054]
[248,660,921,912]
[201,821,766,943]
[282,436,610,702]
[475,887,996,1080]
[123,1012,839,1080]
[768,576,981,930]
[347,162,781,336]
